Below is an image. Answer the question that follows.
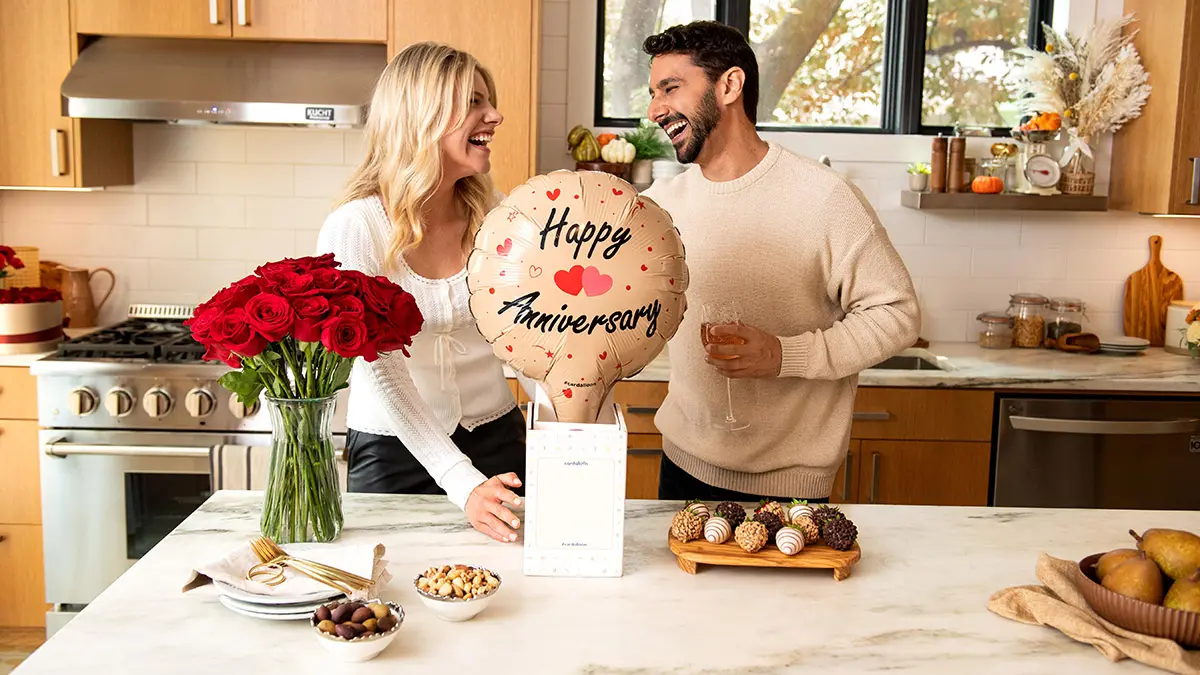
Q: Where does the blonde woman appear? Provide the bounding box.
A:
[316,42,527,543]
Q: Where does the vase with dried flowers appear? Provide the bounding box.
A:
[1011,15,1152,195]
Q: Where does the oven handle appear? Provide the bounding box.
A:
[1009,415,1200,435]
[44,441,211,459]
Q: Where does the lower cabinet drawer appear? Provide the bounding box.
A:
[0,524,46,627]
[627,433,662,500]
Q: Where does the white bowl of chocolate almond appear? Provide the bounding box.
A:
[311,598,403,662]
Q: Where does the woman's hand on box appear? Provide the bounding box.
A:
[465,473,523,543]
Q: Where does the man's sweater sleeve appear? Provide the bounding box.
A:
[776,183,921,380]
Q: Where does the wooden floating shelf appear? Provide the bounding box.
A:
[900,190,1109,212]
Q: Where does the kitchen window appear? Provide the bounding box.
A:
[595,0,1054,135]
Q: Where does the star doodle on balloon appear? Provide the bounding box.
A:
[507,212,518,223]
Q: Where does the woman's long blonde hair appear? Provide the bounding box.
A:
[339,42,498,271]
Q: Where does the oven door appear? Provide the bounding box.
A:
[39,429,268,606]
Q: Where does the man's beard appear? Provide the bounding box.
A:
[672,86,720,165]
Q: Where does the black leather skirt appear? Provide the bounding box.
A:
[345,407,526,496]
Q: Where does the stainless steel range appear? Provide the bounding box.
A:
[30,304,346,635]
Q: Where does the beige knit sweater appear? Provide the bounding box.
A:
[643,143,920,499]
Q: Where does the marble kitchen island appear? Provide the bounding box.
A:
[14,492,1198,674]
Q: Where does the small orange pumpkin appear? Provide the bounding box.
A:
[596,133,617,147]
[972,175,1004,194]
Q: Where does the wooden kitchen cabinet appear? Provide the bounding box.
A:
[393,0,539,194]
[627,434,662,500]
[0,0,132,188]
[0,525,47,628]
[857,441,991,506]
[73,0,230,38]
[829,441,861,504]
[232,0,388,42]
[0,421,42,525]
[1110,0,1200,216]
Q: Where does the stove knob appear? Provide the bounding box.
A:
[228,395,260,419]
[142,387,173,418]
[68,387,98,416]
[185,388,216,419]
[105,387,135,418]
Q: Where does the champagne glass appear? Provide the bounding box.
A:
[700,300,749,431]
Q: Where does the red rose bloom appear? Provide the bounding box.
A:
[244,293,294,342]
[329,295,364,316]
[321,314,370,360]
[277,272,318,297]
[377,291,422,356]
[209,308,267,359]
[357,275,397,314]
[291,295,329,343]
[0,287,62,304]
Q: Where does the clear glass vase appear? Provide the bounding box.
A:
[261,395,343,544]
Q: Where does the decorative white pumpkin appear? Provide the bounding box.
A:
[703,516,731,544]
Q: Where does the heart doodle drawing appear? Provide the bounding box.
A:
[612,188,623,196]
[581,266,613,297]
[546,188,561,201]
[529,265,543,278]
[562,388,573,399]
[554,265,585,296]
[599,351,608,360]
[496,238,513,256]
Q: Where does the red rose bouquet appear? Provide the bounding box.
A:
[187,253,423,543]
[0,246,65,356]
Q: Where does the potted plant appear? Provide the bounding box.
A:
[185,254,423,543]
[622,119,675,187]
[907,162,931,192]
[0,246,64,356]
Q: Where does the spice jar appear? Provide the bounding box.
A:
[1045,297,1086,345]
[1009,293,1048,348]
[976,311,1013,349]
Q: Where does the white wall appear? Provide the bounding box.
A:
[2,0,1196,341]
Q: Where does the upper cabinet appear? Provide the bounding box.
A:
[0,0,131,188]
[72,0,388,43]
[1110,0,1200,216]
[394,0,540,194]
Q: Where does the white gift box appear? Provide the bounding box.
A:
[522,386,627,578]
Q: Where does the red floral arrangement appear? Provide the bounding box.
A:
[0,246,62,305]
[0,246,26,272]
[185,253,423,403]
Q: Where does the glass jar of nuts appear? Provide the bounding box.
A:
[1008,293,1048,348]
[976,311,1013,349]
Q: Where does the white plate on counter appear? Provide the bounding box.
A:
[214,579,343,606]
[218,593,329,616]
[217,594,315,621]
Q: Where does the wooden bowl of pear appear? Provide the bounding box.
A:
[1076,553,1200,648]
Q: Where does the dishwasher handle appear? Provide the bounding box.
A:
[1009,415,1200,436]
[44,441,211,459]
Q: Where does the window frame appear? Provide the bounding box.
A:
[593,0,1054,135]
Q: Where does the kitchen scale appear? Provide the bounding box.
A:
[1011,129,1061,195]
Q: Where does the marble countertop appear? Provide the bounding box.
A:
[16,491,1197,674]
[506,342,1200,392]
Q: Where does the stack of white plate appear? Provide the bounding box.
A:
[1099,336,1151,355]
[214,580,343,621]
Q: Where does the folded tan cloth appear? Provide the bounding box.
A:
[182,540,392,602]
[988,553,1199,675]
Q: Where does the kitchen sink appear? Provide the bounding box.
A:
[868,355,945,371]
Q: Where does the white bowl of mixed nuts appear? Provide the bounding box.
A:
[413,564,501,622]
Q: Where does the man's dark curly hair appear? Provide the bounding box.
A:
[642,21,759,124]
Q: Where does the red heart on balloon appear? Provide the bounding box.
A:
[554,265,584,296]
[612,188,623,196]
[640,264,648,272]
[505,345,513,352]
[546,188,561,201]
[599,351,608,360]
[562,388,573,399]
[581,266,613,297]
[496,238,512,256]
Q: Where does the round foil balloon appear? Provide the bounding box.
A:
[467,170,688,424]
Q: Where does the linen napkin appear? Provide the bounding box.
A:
[987,553,1199,675]
[183,540,392,601]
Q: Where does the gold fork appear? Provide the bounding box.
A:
[245,536,372,595]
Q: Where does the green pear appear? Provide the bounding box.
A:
[1102,553,1165,605]
[1164,570,1200,613]
[1130,528,1200,581]
[1095,548,1141,580]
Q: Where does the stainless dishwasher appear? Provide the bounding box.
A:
[995,396,1200,510]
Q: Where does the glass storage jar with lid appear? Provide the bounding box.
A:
[976,311,1013,349]
[1045,297,1086,345]
[1009,293,1049,348]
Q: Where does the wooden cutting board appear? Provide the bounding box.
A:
[1123,235,1183,347]
[668,535,861,580]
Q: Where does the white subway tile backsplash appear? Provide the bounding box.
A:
[541,36,568,71]
[129,227,198,259]
[919,277,1014,311]
[135,124,246,163]
[198,228,295,261]
[120,161,196,194]
[539,104,567,141]
[198,163,293,196]
[295,165,353,198]
[540,68,569,106]
[1065,248,1145,280]
[538,137,572,174]
[1016,279,1124,312]
[919,310,970,342]
[294,229,320,256]
[925,212,1021,247]
[1,191,147,225]
[1116,217,1200,250]
[147,259,246,294]
[148,195,245,228]
[892,245,972,278]
[1021,213,1120,247]
[542,0,569,37]
[246,196,336,230]
[344,131,367,167]
[246,129,344,165]
[972,248,1067,280]
[876,210,926,246]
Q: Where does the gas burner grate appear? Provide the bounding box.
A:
[55,318,210,363]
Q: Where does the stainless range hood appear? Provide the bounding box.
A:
[61,37,387,126]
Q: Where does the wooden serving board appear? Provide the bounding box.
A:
[1123,235,1183,347]
[668,535,862,580]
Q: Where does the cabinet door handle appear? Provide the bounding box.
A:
[840,451,853,501]
[236,0,248,26]
[625,406,658,415]
[853,411,890,421]
[628,448,661,456]
[50,129,67,177]
[868,452,881,504]
[208,0,220,24]
[1189,157,1199,206]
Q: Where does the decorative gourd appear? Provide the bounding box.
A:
[600,138,636,164]
[971,176,1003,194]
[596,133,617,147]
